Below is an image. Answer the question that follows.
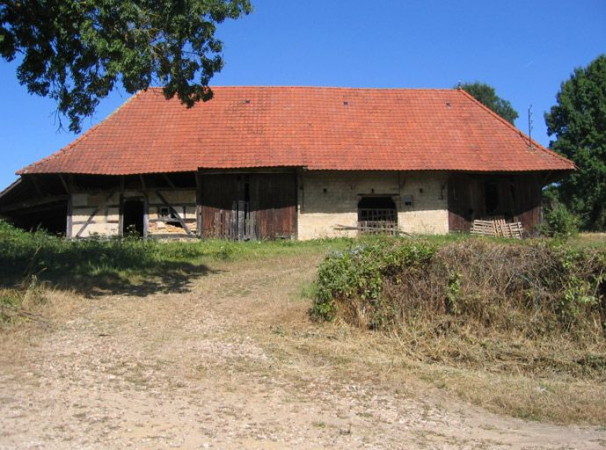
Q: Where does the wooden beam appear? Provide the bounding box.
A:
[155,191,193,236]
[163,174,176,189]
[66,196,73,238]
[139,174,147,190]
[74,192,114,238]
[0,195,68,213]
[59,174,70,194]
[200,168,298,175]
[195,171,202,237]
[75,208,100,238]
[143,194,149,239]
[29,175,43,197]
[118,194,124,237]
[4,202,68,216]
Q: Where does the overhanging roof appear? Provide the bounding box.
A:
[17,86,575,175]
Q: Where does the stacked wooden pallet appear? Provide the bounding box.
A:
[471,217,524,239]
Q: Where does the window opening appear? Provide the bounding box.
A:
[357,197,397,235]
[158,206,184,229]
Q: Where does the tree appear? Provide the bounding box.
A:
[459,82,519,124]
[0,0,252,132]
[545,55,606,230]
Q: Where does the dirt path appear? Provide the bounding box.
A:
[1,254,605,449]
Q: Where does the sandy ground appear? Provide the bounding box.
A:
[1,255,605,449]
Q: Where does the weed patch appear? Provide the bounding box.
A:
[312,238,606,378]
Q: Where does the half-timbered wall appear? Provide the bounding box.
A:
[68,189,197,238]
[70,192,121,237]
[62,171,546,240]
[146,190,197,237]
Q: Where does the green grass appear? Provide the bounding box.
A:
[0,220,354,296]
[2,217,603,298]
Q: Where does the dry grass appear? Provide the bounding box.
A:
[421,366,606,424]
[2,240,606,434]
[570,232,606,248]
[258,317,606,426]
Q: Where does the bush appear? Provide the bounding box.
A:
[312,238,606,375]
[311,239,438,325]
[543,202,580,238]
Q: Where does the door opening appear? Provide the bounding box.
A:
[357,196,398,234]
[484,180,500,215]
[123,199,145,237]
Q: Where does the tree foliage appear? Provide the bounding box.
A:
[545,55,606,230]
[0,0,252,132]
[460,82,519,124]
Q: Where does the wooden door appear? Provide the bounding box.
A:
[199,173,297,240]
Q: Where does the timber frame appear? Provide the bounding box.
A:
[0,168,568,240]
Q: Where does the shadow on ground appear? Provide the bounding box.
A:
[0,238,219,297]
[51,261,218,298]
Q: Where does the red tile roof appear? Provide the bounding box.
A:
[18,87,574,175]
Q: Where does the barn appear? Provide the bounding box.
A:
[0,86,574,240]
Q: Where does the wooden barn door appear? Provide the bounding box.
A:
[250,173,297,240]
[199,173,296,240]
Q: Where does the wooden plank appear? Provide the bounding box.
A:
[231,200,237,239]
[195,171,202,237]
[249,209,256,241]
[237,200,245,240]
[118,194,124,237]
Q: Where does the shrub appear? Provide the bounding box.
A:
[543,202,580,238]
[313,238,606,341]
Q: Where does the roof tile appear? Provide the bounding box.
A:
[18,87,574,175]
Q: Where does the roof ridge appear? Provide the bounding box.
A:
[146,85,459,91]
[17,90,147,175]
[456,89,575,168]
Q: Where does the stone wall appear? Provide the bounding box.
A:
[297,171,449,240]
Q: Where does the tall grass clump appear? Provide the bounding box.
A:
[312,238,606,376]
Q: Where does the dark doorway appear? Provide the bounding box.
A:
[484,180,500,215]
[357,196,398,234]
[123,199,145,236]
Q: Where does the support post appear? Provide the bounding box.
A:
[66,196,73,238]
[195,171,203,238]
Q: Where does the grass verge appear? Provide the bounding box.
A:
[308,235,606,424]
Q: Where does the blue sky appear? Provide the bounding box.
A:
[1,0,605,188]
